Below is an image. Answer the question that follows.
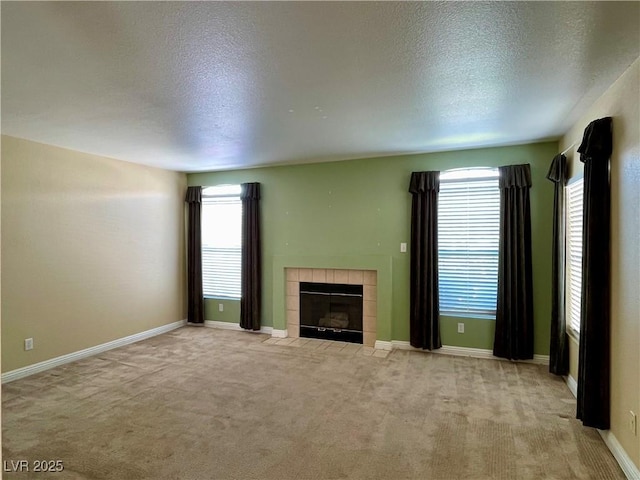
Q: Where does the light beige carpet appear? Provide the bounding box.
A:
[2,327,624,479]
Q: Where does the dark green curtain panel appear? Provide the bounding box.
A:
[576,117,612,430]
[408,171,441,350]
[494,164,534,360]
[240,183,262,331]
[185,186,204,324]
[547,154,569,375]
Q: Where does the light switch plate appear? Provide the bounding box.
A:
[400,243,407,253]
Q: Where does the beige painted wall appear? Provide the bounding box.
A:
[1,136,187,373]
[561,57,640,468]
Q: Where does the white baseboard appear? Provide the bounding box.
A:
[565,374,578,398]
[532,354,550,365]
[598,429,640,480]
[204,320,274,335]
[565,376,639,479]
[389,341,550,365]
[271,329,288,338]
[1,319,187,384]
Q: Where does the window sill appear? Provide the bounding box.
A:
[204,296,241,301]
[441,312,496,321]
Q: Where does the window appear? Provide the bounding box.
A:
[202,185,242,298]
[566,177,584,334]
[438,168,500,319]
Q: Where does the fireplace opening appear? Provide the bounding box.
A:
[299,282,363,344]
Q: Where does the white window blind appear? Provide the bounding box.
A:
[438,168,500,319]
[202,185,242,299]
[566,178,584,334]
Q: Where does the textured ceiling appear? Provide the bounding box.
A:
[2,2,639,172]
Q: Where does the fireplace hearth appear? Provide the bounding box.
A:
[299,282,363,344]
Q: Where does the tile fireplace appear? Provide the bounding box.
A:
[285,268,377,347]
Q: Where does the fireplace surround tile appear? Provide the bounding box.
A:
[364,300,377,318]
[348,270,364,285]
[333,269,349,283]
[287,309,299,326]
[286,295,299,311]
[343,343,362,354]
[312,269,326,283]
[325,269,335,283]
[286,268,299,281]
[364,285,377,301]
[363,270,377,286]
[363,316,376,333]
[299,268,313,282]
[363,331,376,348]
[286,281,299,296]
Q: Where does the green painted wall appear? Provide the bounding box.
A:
[204,298,240,324]
[189,141,557,354]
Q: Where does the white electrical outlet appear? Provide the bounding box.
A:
[630,411,637,436]
[218,303,224,312]
[24,338,33,351]
[457,323,464,334]
[400,243,407,253]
